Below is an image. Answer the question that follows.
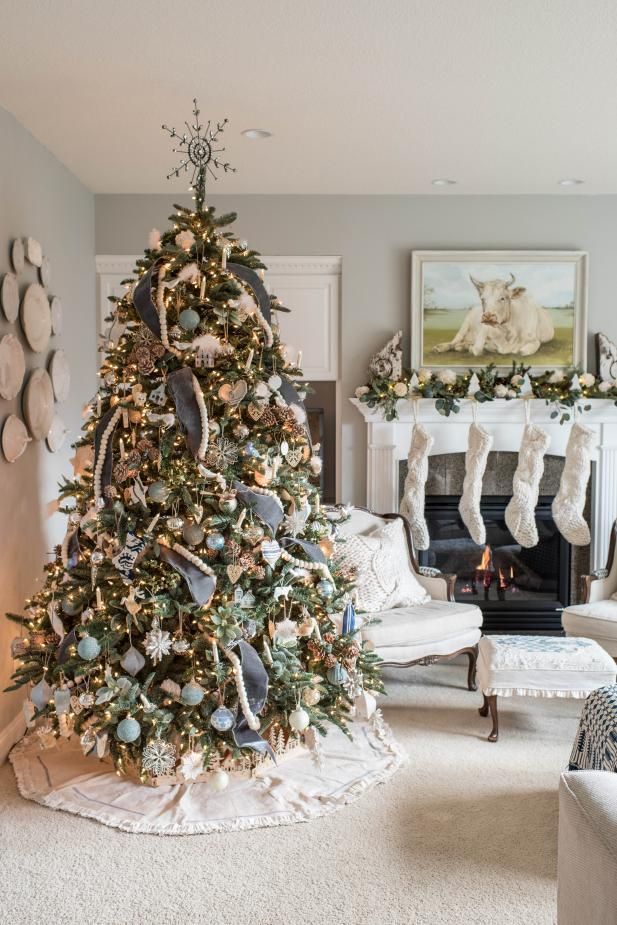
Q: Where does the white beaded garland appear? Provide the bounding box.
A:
[93,406,122,505]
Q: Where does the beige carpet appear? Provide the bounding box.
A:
[0,659,581,925]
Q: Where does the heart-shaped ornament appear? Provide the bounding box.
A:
[193,504,204,524]
[286,447,303,468]
[247,402,265,421]
[227,563,243,584]
[218,380,248,405]
[261,539,281,567]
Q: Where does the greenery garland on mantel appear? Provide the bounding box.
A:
[355,363,617,423]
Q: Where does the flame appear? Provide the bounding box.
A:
[510,565,515,579]
[498,567,507,589]
[479,545,492,571]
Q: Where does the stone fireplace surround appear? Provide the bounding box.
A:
[351,398,617,574]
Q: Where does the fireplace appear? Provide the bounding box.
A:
[419,495,570,634]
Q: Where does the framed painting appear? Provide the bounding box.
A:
[411,250,588,371]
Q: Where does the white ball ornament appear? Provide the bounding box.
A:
[289,707,310,731]
[77,635,101,660]
[209,769,229,792]
[181,680,205,706]
[116,717,141,743]
[303,688,321,706]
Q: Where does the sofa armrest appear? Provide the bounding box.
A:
[416,571,456,602]
[583,520,617,603]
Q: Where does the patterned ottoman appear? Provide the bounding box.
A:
[569,685,617,771]
[477,635,617,742]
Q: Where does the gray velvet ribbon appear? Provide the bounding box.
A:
[66,529,81,570]
[167,367,204,458]
[279,536,327,564]
[56,628,78,665]
[132,259,163,339]
[229,639,275,759]
[227,262,271,323]
[279,376,312,449]
[233,480,284,535]
[159,545,216,606]
[93,407,121,507]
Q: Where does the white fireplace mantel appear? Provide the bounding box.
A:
[351,397,617,571]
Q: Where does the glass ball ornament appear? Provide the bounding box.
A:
[218,493,238,514]
[317,579,334,599]
[116,717,141,743]
[210,706,235,732]
[62,596,82,616]
[206,532,225,551]
[303,688,321,706]
[90,549,104,566]
[289,707,310,731]
[183,523,205,546]
[77,635,101,661]
[181,680,205,706]
[233,423,250,439]
[327,663,349,686]
[178,308,200,331]
[208,420,221,436]
[209,769,229,792]
[148,480,170,503]
[166,515,184,532]
[243,523,265,545]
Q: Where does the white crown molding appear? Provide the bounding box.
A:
[96,255,342,276]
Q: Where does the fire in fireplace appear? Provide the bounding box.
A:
[419,495,571,634]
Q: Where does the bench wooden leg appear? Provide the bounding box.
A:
[479,694,499,742]
[467,645,478,692]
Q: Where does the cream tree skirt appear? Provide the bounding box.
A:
[9,714,404,836]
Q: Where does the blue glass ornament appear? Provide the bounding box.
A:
[317,580,334,599]
[54,688,71,715]
[116,717,141,743]
[77,635,101,661]
[342,600,357,635]
[206,532,225,551]
[210,706,235,732]
[181,680,205,706]
[327,664,349,685]
[62,596,81,616]
[178,308,200,331]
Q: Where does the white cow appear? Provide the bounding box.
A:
[433,274,554,357]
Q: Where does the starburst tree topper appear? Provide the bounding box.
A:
[162,99,236,209]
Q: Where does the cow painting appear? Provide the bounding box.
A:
[433,274,555,357]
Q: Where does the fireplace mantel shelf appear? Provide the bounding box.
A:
[350,397,617,571]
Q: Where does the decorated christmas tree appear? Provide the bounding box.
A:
[6,103,382,786]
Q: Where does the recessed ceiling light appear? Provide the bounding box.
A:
[558,178,584,186]
[242,129,272,140]
[431,178,457,186]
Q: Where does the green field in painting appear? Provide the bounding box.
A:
[422,307,574,368]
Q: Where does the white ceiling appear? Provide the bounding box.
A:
[2,0,617,195]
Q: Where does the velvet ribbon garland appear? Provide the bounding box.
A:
[233,480,284,534]
[167,367,204,458]
[227,262,272,324]
[65,528,81,570]
[158,545,216,607]
[132,259,164,339]
[279,536,327,564]
[228,638,274,759]
[56,628,78,665]
[93,406,121,508]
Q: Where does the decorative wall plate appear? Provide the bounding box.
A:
[0,334,26,400]
[2,414,30,463]
[11,239,25,274]
[46,414,68,452]
[39,256,51,288]
[50,297,62,335]
[48,349,70,402]
[20,283,52,352]
[1,272,19,322]
[22,368,54,440]
[25,238,43,268]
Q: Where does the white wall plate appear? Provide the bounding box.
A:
[22,368,54,440]
[50,296,62,335]
[11,239,25,274]
[48,349,70,402]
[25,237,42,268]
[1,272,19,322]
[46,414,68,452]
[20,283,51,352]
[0,334,26,400]
[39,256,51,288]
[2,414,30,463]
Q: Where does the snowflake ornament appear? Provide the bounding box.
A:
[180,750,205,782]
[144,622,172,664]
[142,738,177,776]
[205,437,239,469]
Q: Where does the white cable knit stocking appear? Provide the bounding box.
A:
[459,422,493,545]
[552,421,595,546]
[504,423,551,548]
[400,423,434,550]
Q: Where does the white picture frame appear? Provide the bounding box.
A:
[411,250,588,371]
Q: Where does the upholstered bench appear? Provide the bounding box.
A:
[477,635,617,742]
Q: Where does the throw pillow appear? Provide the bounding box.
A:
[333,518,430,611]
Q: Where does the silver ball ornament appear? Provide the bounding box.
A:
[183,523,205,546]
[148,481,170,503]
[218,493,238,514]
[206,532,225,551]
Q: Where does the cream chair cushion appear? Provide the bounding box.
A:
[361,600,482,650]
[333,517,429,610]
[562,600,617,656]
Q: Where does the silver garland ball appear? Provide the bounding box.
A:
[218,492,238,514]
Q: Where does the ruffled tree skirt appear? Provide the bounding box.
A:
[9,714,404,835]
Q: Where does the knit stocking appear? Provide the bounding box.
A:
[504,424,551,548]
[459,422,493,545]
[400,423,434,550]
[552,421,595,546]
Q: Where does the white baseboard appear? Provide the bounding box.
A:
[0,711,25,764]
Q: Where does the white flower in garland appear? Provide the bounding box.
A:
[142,738,176,776]
[148,228,161,250]
[549,370,565,384]
[599,380,613,393]
[175,229,195,251]
[417,368,432,382]
[144,623,172,665]
[494,383,509,398]
[579,372,596,388]
[438,369,457,386]
[393,381,408,397]
[510,374,524,387]
[355,386,370,398]
[180,750,205,782]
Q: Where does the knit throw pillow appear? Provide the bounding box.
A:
[333,518,430,611]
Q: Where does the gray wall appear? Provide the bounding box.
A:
[0,108,96,742]
[95,193,617,506]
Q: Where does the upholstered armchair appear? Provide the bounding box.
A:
[336,509,483,690]
[562,521,617,656]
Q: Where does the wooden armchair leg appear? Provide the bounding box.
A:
[467,645,478,692]
[479,694,499,742]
